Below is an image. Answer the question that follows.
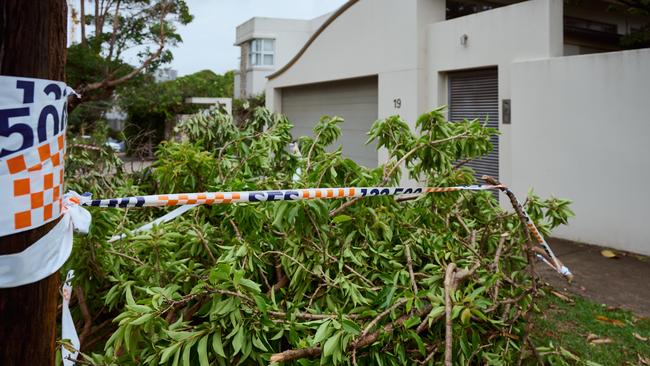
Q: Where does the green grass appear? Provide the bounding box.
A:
[531,287,650,365]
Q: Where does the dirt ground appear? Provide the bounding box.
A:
[538,238,650,317]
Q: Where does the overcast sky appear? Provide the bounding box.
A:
[68,0,346,76]
[170,0,347,75]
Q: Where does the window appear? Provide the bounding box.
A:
[249,39,275,67]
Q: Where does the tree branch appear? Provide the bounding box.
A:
[444,263,456,366]
[404,243,418,296]
[270,302,437,363]
[80,2,168,94]
[106,0,121,64]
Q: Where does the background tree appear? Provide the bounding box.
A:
[610,0,650,47]
[66,0,193,132]
[70,0,192,96]
[118,69,234,155]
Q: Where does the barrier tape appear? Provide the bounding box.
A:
[81,185,504,208]
[78,184,571,278]
[0,75,71,237]
[61,270,80,366]
[503,188,571,278]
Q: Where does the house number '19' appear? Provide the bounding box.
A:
[393,98,401,109]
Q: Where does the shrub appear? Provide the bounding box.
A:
[64,107,573,365]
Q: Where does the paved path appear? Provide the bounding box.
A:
[538,238,650,317]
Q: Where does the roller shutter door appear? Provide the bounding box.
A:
[281,76,378,168]
[448,68,499,180]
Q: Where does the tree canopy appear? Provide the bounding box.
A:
[68,0,193,97]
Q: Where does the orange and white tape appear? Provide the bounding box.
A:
[0,75,71,237]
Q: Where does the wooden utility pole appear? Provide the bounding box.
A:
[0,2,67,365]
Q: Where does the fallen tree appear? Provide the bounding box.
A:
[63,107,573,365]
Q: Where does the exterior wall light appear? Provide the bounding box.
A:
[460,34,468,46]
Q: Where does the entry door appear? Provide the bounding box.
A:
[448,68,499,180]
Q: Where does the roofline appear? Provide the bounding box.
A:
[267,0,359,80]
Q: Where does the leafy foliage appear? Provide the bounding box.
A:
[63,107,573,365]
[118,70,234,153]
[66,0,194,133]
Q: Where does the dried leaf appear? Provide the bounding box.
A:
[590,338,613,345]
[639,353,650,365]
[595,315,625,327]
[600,249,618,258]
[633,332,648,341]
[587,333,613,345]
[550,290,572,302]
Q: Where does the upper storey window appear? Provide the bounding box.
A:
[249,39,275,67]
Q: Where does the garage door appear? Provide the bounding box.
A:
[281,76,379,168]
[448,68,499,180]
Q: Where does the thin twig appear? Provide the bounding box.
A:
[404,243,418,296]
[269,302,436,363]
[481,176,541,365]
[106,249,145,266]
[360,298,409,339]
[229,219,244,242]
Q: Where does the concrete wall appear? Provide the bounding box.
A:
[511,48,650,255]
[427,0,563,194]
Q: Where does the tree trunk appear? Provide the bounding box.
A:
[81,0,86,45]
[0,1,67,365]
[94,0,102,40]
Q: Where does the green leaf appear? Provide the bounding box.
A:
[332,214,353,224]
[342,319,360,336]
[252,335,268,351]
[212,330,226,358]
[323,332,341,358]
[428,306,445,325]
[182,338,194,366]
[313,320,331,344]
[209,263,231,284]
[125,285,135,306]
[403,316,420,329]
[160,342,181,364]
[238,278,261,294]
[131,313,154,325]
[197,335,209,366]
[272,203,288,229]
[461,308,472,325]
[232,326,244,356]
[127,304,152,314]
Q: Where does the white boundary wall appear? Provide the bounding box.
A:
[511,49,650,255]
[427,0,563,195]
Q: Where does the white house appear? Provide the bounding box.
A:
[233,13,331,98]
[236,0,650,255]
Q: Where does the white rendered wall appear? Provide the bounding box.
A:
[511,49,650,255]
[247,69,274,97]
[427,0,563,193]
[235,15,329,98]
[234,72,241,99]
[267,0,446,164]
